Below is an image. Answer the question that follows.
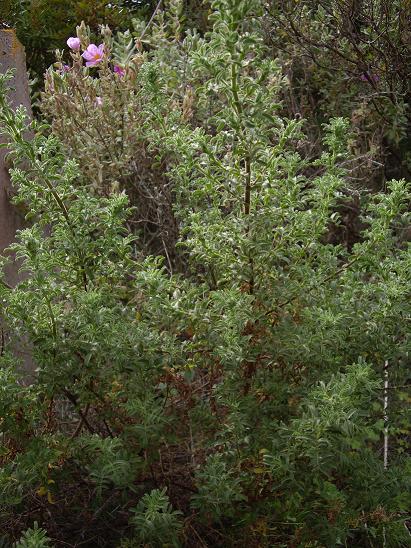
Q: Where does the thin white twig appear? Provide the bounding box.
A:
[383,359,389,548]
[140,0,163,41]
[383,360,389,471]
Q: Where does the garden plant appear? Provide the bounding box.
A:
[0,1,410,546]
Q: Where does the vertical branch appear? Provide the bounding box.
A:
[244,157,251,216]
[0,326,5,357]
[230,62,254,293]
[244,157,254,294]
[230,63,242,118]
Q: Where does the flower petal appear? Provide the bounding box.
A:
[87,44,99,56]
[67,37,81,50]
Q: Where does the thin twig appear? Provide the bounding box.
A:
[63,389,95,434]
[265,256,360,316]
[383,360,389,471]
[140,0,163,41]
[0,278,12,290]
[383,359,389,547]
[70,403,91,439]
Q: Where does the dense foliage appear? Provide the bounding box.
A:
[0,1,410,546]
[0,0,151,96]
[0,0,209,96]
[266,0,411,188]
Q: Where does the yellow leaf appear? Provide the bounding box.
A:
[36,486,47,497]
[47,491,55,504]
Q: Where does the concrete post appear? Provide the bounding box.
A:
[0,29,32,283]
[0,29,33,378]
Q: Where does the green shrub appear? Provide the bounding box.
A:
[0,1,410,545]
[14,522,52,548]
[129,488,182,547]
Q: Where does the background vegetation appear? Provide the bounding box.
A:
[0,1,410,546]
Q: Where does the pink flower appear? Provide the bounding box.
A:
[67,37,81,51]
[58,64,71,75]
[82,44,105,67]
[95,96,103,106]
[360,72,379,83]
[113,65,125,77]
